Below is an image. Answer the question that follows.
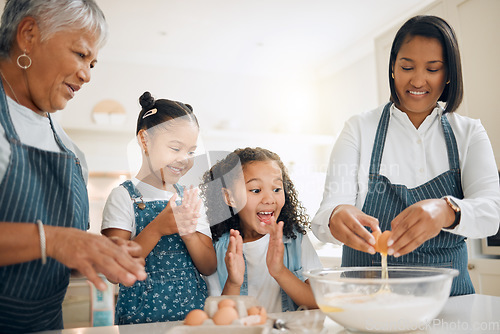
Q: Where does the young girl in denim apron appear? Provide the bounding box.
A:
[312,15,500,296]
[200,147,322,312]
[102,92,216,324]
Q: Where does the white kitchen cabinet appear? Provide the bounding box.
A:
[62,277,91,328]
[62,274,117,328]
[468,258,500,297]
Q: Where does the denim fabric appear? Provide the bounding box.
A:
[0,82,89,332]
[214,230,304,311]
[115,181,208,324]
[342,102,474,296]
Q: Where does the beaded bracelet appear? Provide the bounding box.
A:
[36,219,47,265]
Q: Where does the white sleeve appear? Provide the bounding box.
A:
[445,119,500,238]
[301,232,323,272]
[311,118,361,245]
[0,123,10,185]
[195,199,212,238]
[204,271,222,296]
[101,185,136,237]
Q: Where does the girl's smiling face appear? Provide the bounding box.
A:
[142,118,198,189]
[227,160,286,242]
[393,35,447,127]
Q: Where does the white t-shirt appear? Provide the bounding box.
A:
[205,232,322,313]
[0,96,88,184]
[312,104,500,244]
[101,178,211,239]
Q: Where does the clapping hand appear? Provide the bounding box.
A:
[266,217,286,279]
[171,186,202,237]
[222,229,245,294]
[154,186,201,237]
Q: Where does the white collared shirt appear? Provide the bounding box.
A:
[312,104,500,244]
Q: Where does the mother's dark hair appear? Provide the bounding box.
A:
[388,15,463,113]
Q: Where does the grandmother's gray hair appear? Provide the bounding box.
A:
[0,0,108,59]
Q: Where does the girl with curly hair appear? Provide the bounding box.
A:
[200,147,321,312]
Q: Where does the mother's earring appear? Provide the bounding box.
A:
[17,50,32,69]
[391,72,395,79]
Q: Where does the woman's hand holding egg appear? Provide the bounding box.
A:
[329,205,380,254]
[389,199,451,257]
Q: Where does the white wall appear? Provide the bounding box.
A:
[66,39,382,225]
[63,60,339,224]
[56,12,387,230]
[316,51,379,138]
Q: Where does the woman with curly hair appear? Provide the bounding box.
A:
[200,147,321,312]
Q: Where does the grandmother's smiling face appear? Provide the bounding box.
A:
[24,22,99,114]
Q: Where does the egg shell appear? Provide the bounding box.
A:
[212,306,240,325]
[204,296,261,318]
[247,306,267,325]
[184,309,209,326]
[375,230,392,254]
[218,298,237,310]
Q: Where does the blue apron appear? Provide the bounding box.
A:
[341,102,474,296]
[0,82,89,332]
[115,180,208,324]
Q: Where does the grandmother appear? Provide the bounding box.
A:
[0,0,146,332]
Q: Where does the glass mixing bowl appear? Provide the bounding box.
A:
[305,267,458,333]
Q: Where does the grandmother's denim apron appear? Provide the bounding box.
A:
[0,83,89,332]
[341,103,474,296]
[115,180,208,324]
[214,231,305,312]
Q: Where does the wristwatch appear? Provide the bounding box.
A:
[443,196,461,229]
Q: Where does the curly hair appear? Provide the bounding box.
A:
[199,147,310,242]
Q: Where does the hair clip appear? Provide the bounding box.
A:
[142,108,157,119]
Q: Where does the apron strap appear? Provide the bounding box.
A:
[121,180,143,199]
[47,113,74,155]
[441,114,461,171]
[369,102,392,175]
[369,103,461,174]
[122,181,184,199]
[0,80,20,141]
